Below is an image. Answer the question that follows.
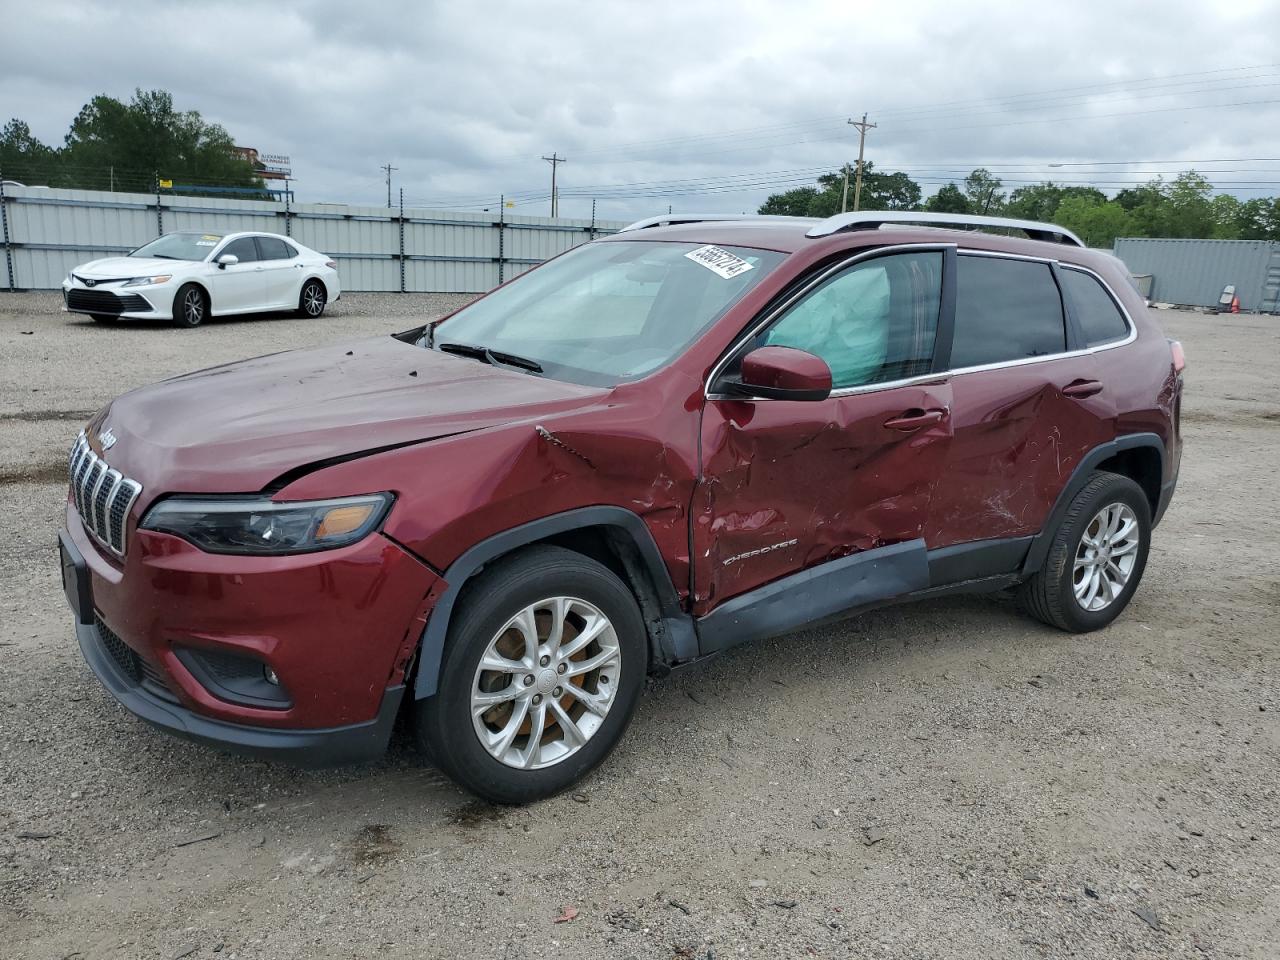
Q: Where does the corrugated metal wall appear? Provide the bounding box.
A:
[0,185,624,293]
[1113,238,1280,312]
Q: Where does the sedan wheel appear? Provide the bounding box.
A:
[173,284,207,328]
[298,280,326,318]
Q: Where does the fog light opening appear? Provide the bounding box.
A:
[264,666,280,686]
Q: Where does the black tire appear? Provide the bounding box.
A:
[173,283,207,328]
[90,313,116,325]
[1017,471,1152,632]
[415,545,647,804]
[297,279,327,318]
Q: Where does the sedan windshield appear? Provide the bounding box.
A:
[130,232,223,261]
[430,240,784,386]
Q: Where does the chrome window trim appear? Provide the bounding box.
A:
[704,245,1138,401]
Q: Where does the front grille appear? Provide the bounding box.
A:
[66,288,151,315]
[95,614,178,704]
[68,432,143,556]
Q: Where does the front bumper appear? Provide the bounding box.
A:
[76,612,405,766]
[61,283,167,319]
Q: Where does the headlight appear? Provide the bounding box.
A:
[140,493,394,555]
[123,274,172,287]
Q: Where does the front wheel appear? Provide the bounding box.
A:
[297,279,327,318]
[1018,471,1152,632]
[415,546,647,804]
[173,283,207,328]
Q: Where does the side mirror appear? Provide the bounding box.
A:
[217,254,239,268]
[730,346,832,401]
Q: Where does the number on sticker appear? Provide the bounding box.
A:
[685,245,754,280]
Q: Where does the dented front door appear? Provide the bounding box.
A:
[692,381,953,615]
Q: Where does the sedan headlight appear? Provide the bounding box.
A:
[140,493,394,555]
[123,274,172,287]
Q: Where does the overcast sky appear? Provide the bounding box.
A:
[3,0,1280,221]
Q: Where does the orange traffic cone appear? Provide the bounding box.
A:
[1231,294,1241,314]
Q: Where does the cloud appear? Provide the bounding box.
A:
[3,0,1279,219]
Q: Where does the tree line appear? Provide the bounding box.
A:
[759,164,1280,246]
[1,89,263,197]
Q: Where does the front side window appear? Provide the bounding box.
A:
[1060,267,1130,347]
[752,250,942,389]
[432,240,784,386]
[950,256,1066,368]
[130,232,222,261]
[219,237,260,263]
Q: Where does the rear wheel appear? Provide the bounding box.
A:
[173,283,207,328]
[414,546,646,804]
[1018,471,1151,632]
[297,279,326,318]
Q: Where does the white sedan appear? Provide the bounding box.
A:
[61,231,342,328]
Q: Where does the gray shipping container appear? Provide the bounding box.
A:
[1113,237,1280,313]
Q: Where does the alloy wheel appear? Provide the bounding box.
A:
[471,596,621,770]
[1073,502,1140,612]
[183,289,204,324]
[303,283,324,317]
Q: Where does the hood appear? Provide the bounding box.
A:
[74,256,196,279]
[92,336,609,497]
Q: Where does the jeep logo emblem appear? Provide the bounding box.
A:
[99,428,117,450]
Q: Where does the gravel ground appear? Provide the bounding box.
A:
[1,292,1277,960]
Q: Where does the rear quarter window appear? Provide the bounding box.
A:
[1060,268,1131,346]
[951,256,1066,368]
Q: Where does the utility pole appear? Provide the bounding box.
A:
[840,163,852,213]
[847,114,877,211]
[381,161,398,208]
[541,153,566,217]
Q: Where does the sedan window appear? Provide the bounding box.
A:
[219,237,260,263]
[130,232,222,261]
[257,237,296,261]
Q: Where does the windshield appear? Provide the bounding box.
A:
[430,240,784,386]
[130,232,223,261]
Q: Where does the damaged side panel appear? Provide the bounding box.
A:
[692,381,953,617]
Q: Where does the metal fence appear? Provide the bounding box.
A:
[0,184,625,293]
[1113,237,1280,313]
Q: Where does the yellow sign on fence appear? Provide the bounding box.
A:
[158,179,173,189]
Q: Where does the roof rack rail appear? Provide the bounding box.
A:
[804,211,1085,247]
[618,213,815,233]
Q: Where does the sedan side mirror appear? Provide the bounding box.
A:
[217,254,239,269]
[728,346,832,402]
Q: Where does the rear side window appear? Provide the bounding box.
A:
[755,250,942,389]
[1060,268,1130,346]
[950,256,1066,368]
[257,236,296,261]
[219,237,259,263]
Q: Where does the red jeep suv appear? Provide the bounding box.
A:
[60,211,1184,803]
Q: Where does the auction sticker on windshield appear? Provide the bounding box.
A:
[685,245,754,279]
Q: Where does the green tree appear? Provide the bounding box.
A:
[1237,197,1280,240]
[1161,171,1215,238]
[61,88,261,194]
[924,183,970,214]
[1209,193,1243,239]
[758,163,921,216]
[0,119,58,184]
[1053,196,1132,247]
[963,168,1005,214]
[1005,182,1107,222]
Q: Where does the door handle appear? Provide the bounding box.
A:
[884,408,947,431]
[1062,379,1103,399]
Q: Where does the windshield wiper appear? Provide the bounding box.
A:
[147,254,180,260]
[438,341,543,373]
